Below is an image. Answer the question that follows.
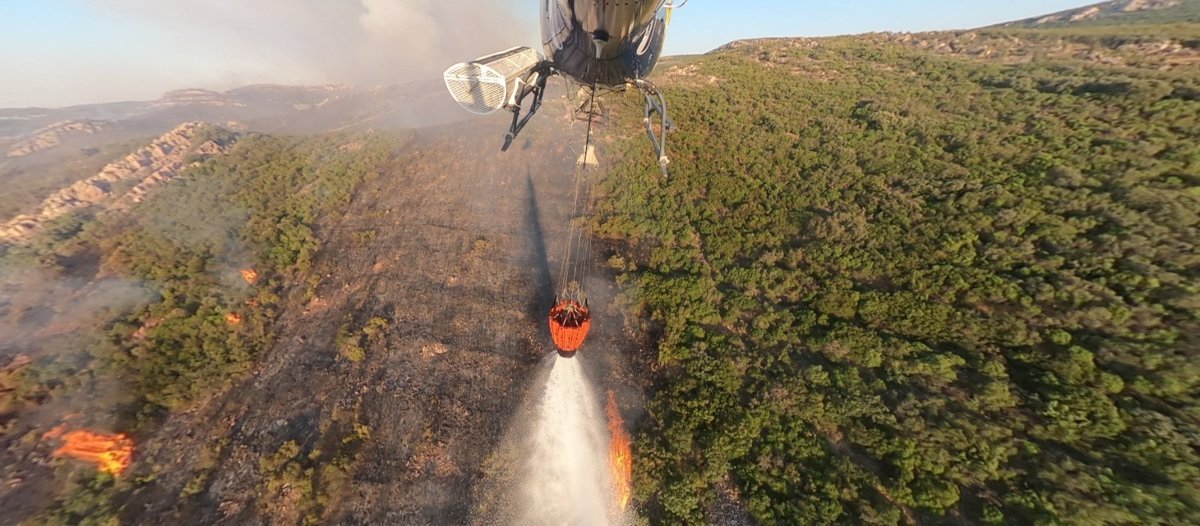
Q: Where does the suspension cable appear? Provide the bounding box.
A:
[557,75,600,303]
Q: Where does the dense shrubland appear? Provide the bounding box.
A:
[2,131,399,427]
[97,133,397,420]
[1002,0,1200,28]
[2,131,397,523]
[596,23,1200,525]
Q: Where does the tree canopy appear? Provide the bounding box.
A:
[596,24,1200,525]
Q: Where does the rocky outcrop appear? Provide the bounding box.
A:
[0,122,236,244]
[1004,0,1182,27]
[5,120,108,158]
[155,89,243,108]
[877,29,1199,68]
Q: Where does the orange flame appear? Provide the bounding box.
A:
[606,390,632,511]
[225,312,243,325]
[240,268,259,285]
[48,430,134,476]
[42,423,69,440]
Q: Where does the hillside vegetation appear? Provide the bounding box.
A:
[0,131,397,522]
[5,131,395,418]
[999,0,1200,28]
[597,19,1200,526]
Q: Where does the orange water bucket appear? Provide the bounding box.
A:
[549,300,591,353]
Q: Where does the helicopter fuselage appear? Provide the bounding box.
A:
[442,0,675,171]
[541,0,669,88]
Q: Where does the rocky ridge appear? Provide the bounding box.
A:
[882,30,1199,67]
[716,29,1199,71]
[5,120,108,158]
[154,89,245,109]
[1001,0,1186,27]
[0,80,462,146]
[0,122,235,244]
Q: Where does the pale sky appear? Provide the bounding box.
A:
[1,0,1097,108]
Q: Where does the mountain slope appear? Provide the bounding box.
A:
[0,103,646,523]
[0,81,459,144]
[0,123,236,244]
[597,16,1200,526]
[2,4,1198,526]
[998,0,1200,27]
[0,82,463,254]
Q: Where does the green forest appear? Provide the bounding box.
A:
[6,131,396,425]
[97,132,397,422]
[595,21,1200,526]
[3,8,1198,525]
[0,131,397,523]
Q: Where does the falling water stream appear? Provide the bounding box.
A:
[512,356,628,526]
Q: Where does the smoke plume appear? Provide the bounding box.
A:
[91,0,534,91]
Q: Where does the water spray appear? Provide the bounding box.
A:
[490,355,631,526]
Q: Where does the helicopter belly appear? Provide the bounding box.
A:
[542,0,667,87]
[442,0,677,176]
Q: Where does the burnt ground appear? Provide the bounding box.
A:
[98,116,649,524]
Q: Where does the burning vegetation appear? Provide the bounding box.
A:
[44,427,134,476]
[606,390,632,511]
[240,268,259,284]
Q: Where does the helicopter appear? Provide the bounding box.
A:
[442,0,685,356]
[443,0,684,178]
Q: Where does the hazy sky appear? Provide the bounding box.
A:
[2,0,1098,108]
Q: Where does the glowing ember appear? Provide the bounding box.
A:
[132,318,162,341]
[240,268,259,285]
[606,390,633,511]
[225,312,243,325]
[42,423,68,440]
[49,430,134,475]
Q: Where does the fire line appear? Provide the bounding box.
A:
[606,390,632,511]
[47,429,134,476]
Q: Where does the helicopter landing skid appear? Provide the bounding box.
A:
[633,78,672,178]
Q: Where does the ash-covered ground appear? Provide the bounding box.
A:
[124,120,641,524]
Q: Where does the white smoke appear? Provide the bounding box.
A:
[359,0,441,50]
[9,0,536,106]
[97,0,534,83]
